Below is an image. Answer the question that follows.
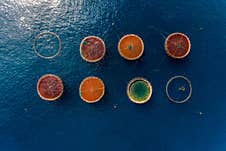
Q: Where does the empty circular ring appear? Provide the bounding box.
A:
[33,32,62,59]
[166,75,192,104]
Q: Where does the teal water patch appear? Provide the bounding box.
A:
[129,80,150,102]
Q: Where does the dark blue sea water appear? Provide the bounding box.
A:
[0,0,226,150]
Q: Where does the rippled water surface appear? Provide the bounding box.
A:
[0,0,226,150]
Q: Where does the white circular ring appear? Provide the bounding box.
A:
[33,32,62,59]
[166,75,192,104]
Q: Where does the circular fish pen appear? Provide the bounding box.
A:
[33,32,62,59]
[37,74,64,101]
[118,34,144,60]
[166,75,192,104]
[165,32,191,59]
[127,77,152,104]
[80,36,106,63]
[79,76,105,103]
